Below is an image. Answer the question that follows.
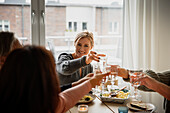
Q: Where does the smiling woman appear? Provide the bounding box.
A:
[56,31,104,86]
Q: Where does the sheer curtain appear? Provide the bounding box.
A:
[123,0,170,112]
[123,0,159,70]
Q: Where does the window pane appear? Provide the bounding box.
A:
[68,22,72,30]
[74,22,77,32]
[109,22,112,32]
[82,22,87,31]
[0,0,31,45]
[0,25,2,31]
[4,25,9,31]
[45,0,124,65]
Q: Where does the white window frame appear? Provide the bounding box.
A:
[0,20,10,31]
[31,0,45,46]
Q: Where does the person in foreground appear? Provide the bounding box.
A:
[117,68,170,113]
[57,31,105,85]
[0,31,22,69]
[0,45,110,113]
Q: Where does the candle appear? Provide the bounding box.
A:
[78,104,88,113]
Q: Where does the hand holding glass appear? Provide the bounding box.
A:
[129,69,143,101]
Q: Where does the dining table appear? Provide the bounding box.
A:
[66,97,134,113]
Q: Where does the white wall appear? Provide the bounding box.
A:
[158,0,170,72]
[150,1,170,113]
[66,6,94,32]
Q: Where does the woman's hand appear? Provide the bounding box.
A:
[89,72,110,88]
[85,51,105,64]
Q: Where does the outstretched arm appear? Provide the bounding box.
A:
[139,75,170,100]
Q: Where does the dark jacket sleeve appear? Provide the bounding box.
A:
[56,53,88,75]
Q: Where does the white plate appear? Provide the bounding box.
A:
[100,96,129,104]
[126,102,155,111]
[77,93,96,104]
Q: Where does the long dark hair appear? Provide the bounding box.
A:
[0,45,60,113]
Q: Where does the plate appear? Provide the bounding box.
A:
[100,88,130,104]
[100,95,129,104]
[77,93,96,104]
[126,102,155,111]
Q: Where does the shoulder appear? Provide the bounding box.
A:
[58,53,73,60]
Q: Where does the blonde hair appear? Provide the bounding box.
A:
[74,31,94,48]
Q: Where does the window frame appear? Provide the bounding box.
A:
[31,0,45,46]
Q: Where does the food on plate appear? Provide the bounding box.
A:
[116,91,130,99]
[79,95,93,102]
[130,101,147,110]
[102,92,110,97]
[101,91,129,99]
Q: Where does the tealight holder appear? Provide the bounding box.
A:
[78,104,88,113]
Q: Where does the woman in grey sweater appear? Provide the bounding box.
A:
[56,31,105,85]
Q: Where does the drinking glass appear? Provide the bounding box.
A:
[129,69,143,101]
[110,65,120,86]
[99,55,107,73]
[93,63,102,94]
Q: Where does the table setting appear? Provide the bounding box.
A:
[66,55,156,113]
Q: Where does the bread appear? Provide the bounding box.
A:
[130,102,147,110]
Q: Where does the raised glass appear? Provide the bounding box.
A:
[129,69,143,101]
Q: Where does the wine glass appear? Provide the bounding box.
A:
[129,69,143,101]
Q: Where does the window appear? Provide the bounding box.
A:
[73,22,77,32]
[109,22,112,32]
[0,1,31,45]
[0,20,10,31]
[113,22,119,33]
[68,22,72,31]
[0,0,124,65]
[82,22,87,31]
[45,1,124,65]
[108,22,120,34]
[67,22,77,32]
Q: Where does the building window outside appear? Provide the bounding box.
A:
[109,22,112,32]
[82,22,87,31]
[0,20,10,31]
[114,22,118,32]
[113,22,119,34]
[68,22,72,31]
[108,22,119,34]
[73,22,77,32]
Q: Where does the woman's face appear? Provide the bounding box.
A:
[75,37,92,58]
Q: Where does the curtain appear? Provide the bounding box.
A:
[123,0,159,70]
[123,0,169,113]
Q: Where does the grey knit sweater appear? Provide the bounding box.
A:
[56,53,93,86]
